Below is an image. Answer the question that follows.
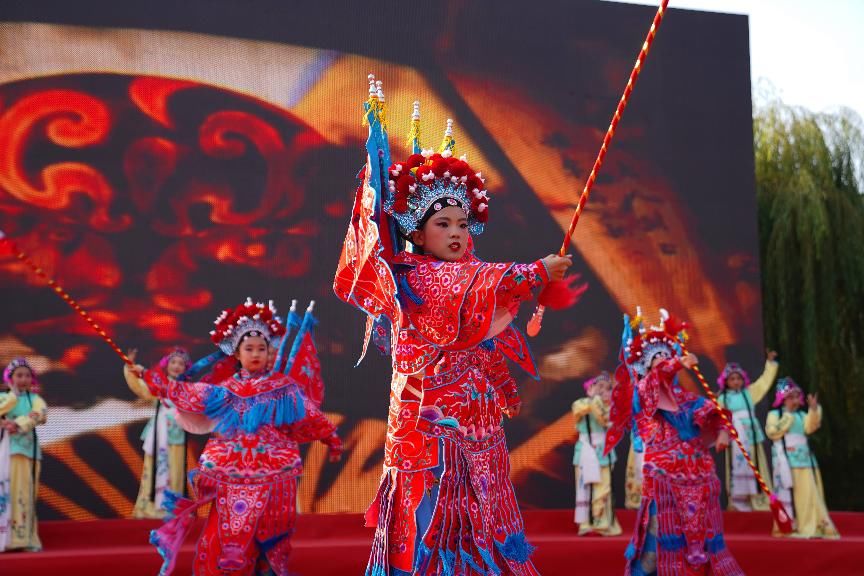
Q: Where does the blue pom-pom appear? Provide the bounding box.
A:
[496,531,535,563]
[706,533,726,553]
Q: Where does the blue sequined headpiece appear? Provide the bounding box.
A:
[384,178,483,236]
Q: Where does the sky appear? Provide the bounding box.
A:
[608,0,864,119]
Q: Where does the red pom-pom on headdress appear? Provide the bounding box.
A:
[622,308,689,376]
[405,153,425,170]
[384,152,492,235]
[210,298,286,354]
[382,117,491,235]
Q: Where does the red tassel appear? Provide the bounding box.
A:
[770,495,795,534]
[537,275,588,310]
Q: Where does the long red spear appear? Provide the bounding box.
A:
[527,0,671,337]
[678,338,794,533]
[523,0,794,533]
[0,230,134,366]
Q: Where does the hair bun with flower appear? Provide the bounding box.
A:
[210,298,286,354]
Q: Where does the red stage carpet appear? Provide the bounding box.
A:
[2,510,862,575]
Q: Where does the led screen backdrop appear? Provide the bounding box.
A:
[0,0,760,519]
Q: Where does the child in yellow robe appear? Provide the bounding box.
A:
[716,350,778,511]
[572,371,621,536]
[124,347,191,519]
[766,378,839,539]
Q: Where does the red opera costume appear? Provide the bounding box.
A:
[605,310,744,576]
[334,79,561,575]
[129,299,342,576]
[367,252,547,576]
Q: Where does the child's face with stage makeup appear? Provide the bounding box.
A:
[725,372,745,391]
[784,390,802,411]
[235,335,269,373]
[10,366,33,392]
[166,355,187,379]
[590,379,611,401]
[411,206,469,262]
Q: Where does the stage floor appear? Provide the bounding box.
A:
[1,509,862,575]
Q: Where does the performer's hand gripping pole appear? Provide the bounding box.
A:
[0,230,134,366]
[527,0,670,337]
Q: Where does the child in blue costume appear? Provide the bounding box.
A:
[1,358,47,552]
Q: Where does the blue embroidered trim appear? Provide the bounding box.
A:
[479,545,502,574]
[706,533,726,553]
[412,542,433,574]
[630,559,655,576]
[458,547,484,574]
[397,273,424,306]
[259,528,293,552]
[631,428,644,452]
[657,532,686,552]
[161,490,182,520]
[149,529,172,576]
[659,407,700,441]
[434,417,461,429]
[203,384,306,436]
[643,531,658,553]
[439,547,456,575]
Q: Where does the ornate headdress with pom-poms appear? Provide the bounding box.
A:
[157,347,192,372]
[3,357,39,392]
[382,98,490,236]
[717,362,752,390]
[583,371,613,394]
[622,307,688,377]
[210,298,287,355]
[772,377,803,408]
[604,308,689,455]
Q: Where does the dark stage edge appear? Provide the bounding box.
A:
[1,510,862,575]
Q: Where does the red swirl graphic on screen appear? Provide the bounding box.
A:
[0,74,339,355]
[129,77,198,129]
[0,89,129,232]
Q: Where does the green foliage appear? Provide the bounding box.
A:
[754,101,864,510]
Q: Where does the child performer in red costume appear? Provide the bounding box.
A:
[127,298,342,576]
[605,309,744,576]
[334,78,573,575]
